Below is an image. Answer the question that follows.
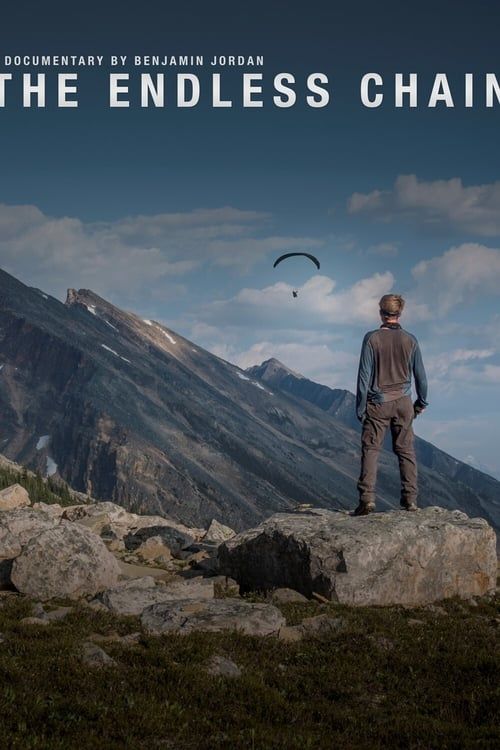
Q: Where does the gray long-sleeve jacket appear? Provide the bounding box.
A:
[356,323,428,422]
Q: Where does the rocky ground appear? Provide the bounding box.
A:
[0,484,499,748]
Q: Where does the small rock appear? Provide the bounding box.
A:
[466,598,479,608]
[0,484,31,511]
[83,599,109,613]
[141,597,285,636]
[278,625,304,642]
[31,602,46,618]
[45,606,74,622]
[88,631,141,646]
[81,642,117,668]
[96,576,214,617]
[124,526,194,558]
[407,618,427,626]
[135,536,172,564]
[425,604,449,616]
[19,616,50,626]
[271,588,308,604]
[299,615,347,637]
[212,576,240,597]
[0,633,5,643]
[203,520,236,545]
[206,655,241,678]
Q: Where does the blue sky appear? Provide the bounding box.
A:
[1,2,500,476]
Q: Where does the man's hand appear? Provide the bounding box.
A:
[413,400,426,418]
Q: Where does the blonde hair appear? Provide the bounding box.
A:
[379,294,405,318]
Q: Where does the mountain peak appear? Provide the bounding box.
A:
[65,288,108,309]
[247,358,303,380]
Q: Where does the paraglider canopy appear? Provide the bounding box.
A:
[273,252,320,269]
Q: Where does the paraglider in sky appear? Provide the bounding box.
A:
[273,252,320,298]
[273,252,320,270]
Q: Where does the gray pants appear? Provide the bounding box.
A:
[357,395,417,506]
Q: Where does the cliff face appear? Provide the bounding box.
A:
[0,267,499,532]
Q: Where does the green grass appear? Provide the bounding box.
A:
[0,593,498,749]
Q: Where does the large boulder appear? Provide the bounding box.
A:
[141,598,285,636]
[11,521,121,600]
[218,507,497,607]
[0,484,31,511]
[0,507,60,589]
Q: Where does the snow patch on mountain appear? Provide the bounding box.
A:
[101,344,119,357]
[236,371,272,394]
[36,435,50,450]
[46,457,58,477]
[86,305,97,316]
[158,328,176,345]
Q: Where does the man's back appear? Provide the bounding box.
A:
[354,294,428,516]
[357,323,427,420]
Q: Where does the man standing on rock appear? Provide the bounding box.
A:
[354,294,428,515]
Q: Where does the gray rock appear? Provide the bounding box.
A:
[0,527,22,561]
[206,655,242,678]
[124,525,194,557]
[45,606,74,622]
[11,521,121,600]
[81,642,117,668]
[219,507,497,607]
[31,602,46,618]
[0,508,59,589]
[32,502,65,519]
[19,616,50,626]
[0,507,58,547]
[134,536,173,564]
[62,503,204,540]
[203,519,236,545]
[97,576,215,616]
[299,614,347,636]
[278,614,346,642]
[212,576,240,597]
[141,597,286,636]
[0,484,30,510]
[271,588,309,604]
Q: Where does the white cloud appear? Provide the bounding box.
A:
[0,202,315,302]
[348,174,500,235]
[204,271,395,328]
[426,348,495,379]
[411,243,500,315]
